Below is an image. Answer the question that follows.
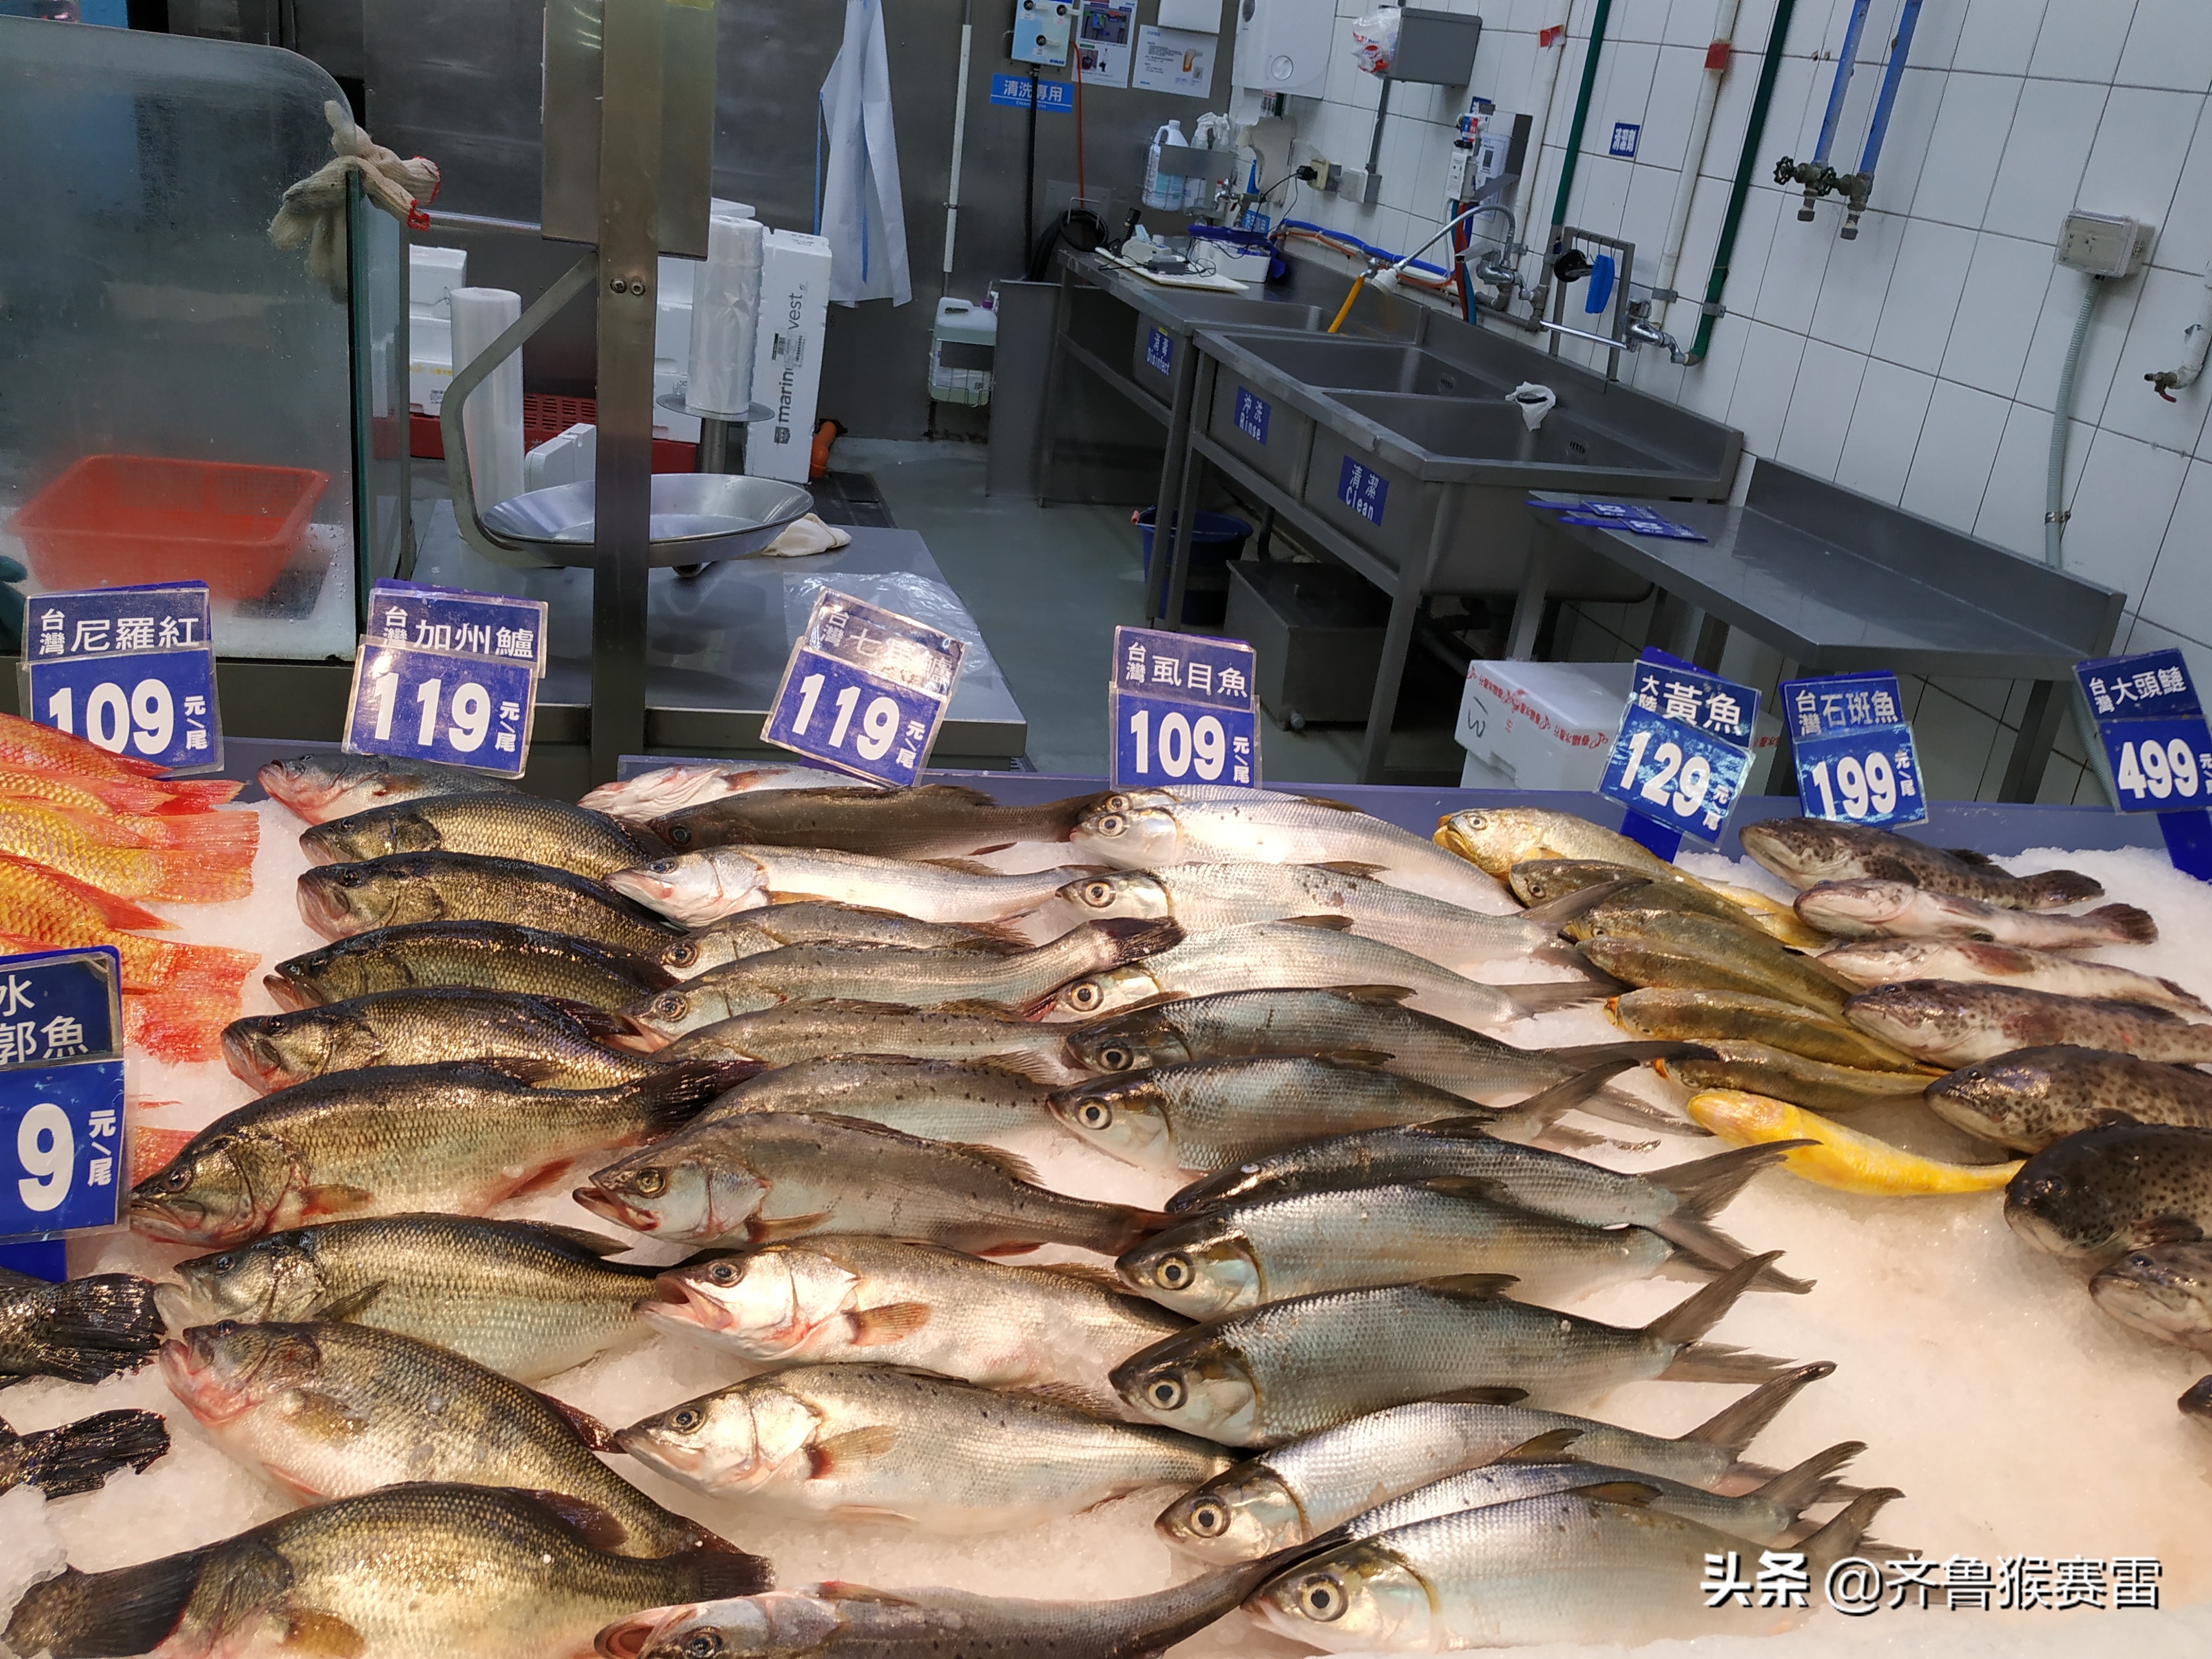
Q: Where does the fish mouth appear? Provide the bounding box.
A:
[298,828,345,868]
[596,1609,684,1659]
[646,1274,734,1332]
[220,1027,290,1091]
[156,1338,255,1425]
[153,1281,210,1335]
[263,973,317,1013]
[128,1196,228,1245]
[612,1018,676,1054]
[575,1185,661,1233]
[293,877,352,936]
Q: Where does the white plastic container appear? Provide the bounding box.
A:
[928,298,997,406]
[1144,121,1188,211]
[745,228,834,485]
[406,244,467,413]
[1455,659,1633,792]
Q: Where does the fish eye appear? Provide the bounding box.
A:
[161,1166,193,1192]
[1078,1101,1113,1130]
[1098,1045,1133,1071]
[669,1407,704,1432]
[667,825,693,847]
[213,1320,238,1338]
[1066,982,1104,1012]
[646,859,680,874]
[1297,1575,1348,1622]
[1156,1254,1193,1290]
[682,1636,723,1659]
[1081,880,1114,906]
[667,943,698,968]
[706,1259,739,1285]
[212,1255,235,1272]
[1187,1498,1229,1536]
[1095,813,1126,837]
[1146,1374,1186,1410]
[653,994,689,1020]
[634,1169,667,1197]
[335,868,367,888]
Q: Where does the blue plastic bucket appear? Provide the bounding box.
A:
[1134,508,1251,581]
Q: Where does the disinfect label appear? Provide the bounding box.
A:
[1233,388,1270,444]
[763,591,965,789]
[988,73,1073,110]
[344,581,547,780]
[1609,122,1640,157]
[1781,670,1926,828]
[0,946,125,1245]
[1338,457,1388,525]
[1110,626,1258,790]
[1146,328,1173,376]
[1599,651,1758,844]
[21,582,221,774]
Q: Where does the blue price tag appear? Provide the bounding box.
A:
[367,580,547,674]
[1337,457,1389,525]
[1145,328,1173,376]
[1780,670,1926,828]
[2075,651,2212,817]
[1233,388,1270,444]
[1599,650,1758,844]
[0,946,126,1245]
[1109,626,1259,790]
[345,645,538,776]
[19,582,221,773]
[763,591,965,788]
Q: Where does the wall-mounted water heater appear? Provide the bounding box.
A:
[1234,0,1333,101]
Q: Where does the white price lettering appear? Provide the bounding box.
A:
[828,685,861,748]
[1639,741,1684,807]
[1616,728,1652,790]
[792,672,826,734]
[370,671,400,742]
[85,683,129,752]
[45,687,71,735]
[1837,755,1869,817]
[130,679,174,756]
[1672,753,1711,817]
[2172,737,2201,797]
[17,1103,73,1213]
[49,679,181,756]
[1129,708,1150,773]
[2116,741,2146,797]
[1157,712,1193,779]
[413,678,442,748]
[854,695,900,760]
[1193,715,1226,781]
[447,682,491,753]
[1866,750,1897,816]
[1808,759,1837,817]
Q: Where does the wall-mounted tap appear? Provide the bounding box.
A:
[1625,304,1686,363]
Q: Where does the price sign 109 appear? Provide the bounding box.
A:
[1126,706,1234,781]
[26,649,219,771]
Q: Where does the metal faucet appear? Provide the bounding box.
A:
[1625,301,1687,362]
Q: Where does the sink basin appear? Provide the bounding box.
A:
[1328,390,1686,477]
[1214,332,1507,400]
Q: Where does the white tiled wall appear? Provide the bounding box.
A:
[1250,0,2212,801]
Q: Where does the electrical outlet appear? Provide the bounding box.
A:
[2057,210,2155,278]
[1339,166,1368,202]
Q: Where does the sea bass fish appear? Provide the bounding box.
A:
[0,1408,169,1500]
[645,1237,1183,1415]
[268,920,672,1013]
[577,1110,1164,1255]
[162,1215,664,1383]
[1818,938,2203,1016]
[130,1062,731,1245]
[222,988,669,1092]
[161,1320,727,1556]
[664,999,1086,1086]
[257,755,521,825]
[624,919,1183,1040]
[297,852,684,956]
[2005,1121,2212,1259]
[1793,878,2157,948]
[1073,796,1512,912]
[1611,986,1929,1072]
[1,1483,770,1659]
[1685,1090,2021,1196]
[302,795,652,880]
[2090,1241,2212,1353]
[1,1267,163,1388]
[615,1364,1230,1533]
[658,904,1021,979]
[1846,981,2212,1068]
[695,1055,1059,1142]
[649,784,1102,857]
[1044,918,1604,1027]
[1155,1366,1837,1561]
[1112,1255,1799,1446]
[1740,819,2101,909]
[581,759,879,821]
[605,847,1088,928]
[1653,1041,1931,1115]
[1925,1046,2212,1151]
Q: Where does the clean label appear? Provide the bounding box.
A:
[1110,625,1258,790]
[1338,457,1388,525]
[988,73,1074,109]
[1145,327,1173,375]
[763,590,966,788]
[22,582,220,774]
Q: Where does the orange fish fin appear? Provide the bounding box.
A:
[156,779,247,810]
[844,1302,932,1345]
[747,1210,833,1242]
[141,852,255,905]
[0,855,176,930]
[124,988,235,1065]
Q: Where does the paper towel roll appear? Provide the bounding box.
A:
[449,286,526,510]
[688,215,765,417]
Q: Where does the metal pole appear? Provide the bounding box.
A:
[589,0,666,781]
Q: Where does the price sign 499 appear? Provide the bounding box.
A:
[2103,717,2212,806]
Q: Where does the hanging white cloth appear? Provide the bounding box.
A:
[818,0,912,307]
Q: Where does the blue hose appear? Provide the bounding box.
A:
[1812,0,1872,165]
[1279,219,1457,280]
[1856,0,1923,176]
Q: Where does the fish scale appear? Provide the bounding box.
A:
[302,794,652,880]
[1846,980,2212,1067]
[1926,1046,2212,1151]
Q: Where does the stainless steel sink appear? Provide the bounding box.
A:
[1213,332,1507,400]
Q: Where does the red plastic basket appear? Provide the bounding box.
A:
[9,454,331,602]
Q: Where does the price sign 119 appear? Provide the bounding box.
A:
[763,591,964,788]
[345,645,535,775]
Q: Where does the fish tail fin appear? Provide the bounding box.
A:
[137,847,256,904]
[148,811,261,858]
[2,1551,212,1659]
[1801,1488,1908,1582]
[695,1545,775,1597]
[622,1060,760,1133]
[1504,980,1615,1021]
[1658,1219,1815,1292]
[0,854,176,931]
[1660,1343,1811,1384]
[1681,1360,1836,1453]
[1644,1250,1787,1348]
[1650,1142,1797,1220]
[45,1274,164,1352]
[2090,903,2158,944]
[9,1409,173,1498]
[1496,1060,1641,1129]
[154,778,248,811]
[125,983,244,1065]
[2026,868,2104,906]
[1753,1441,1865,1518]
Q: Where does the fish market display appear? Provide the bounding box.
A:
[1,1267,163,1387]
[1740,817,2102,907]
[645,1238,1182,1411]
[1686,1089,2022,1196]
[577,1110,1164,1254]
[1506,853,1823,948]
[2,1483,769,1659]
[1612,985,1928,1071]
[1044,917,1604,1026]
[659,903,1020,978]
[298,852,685,954]
[1794,878,2157,946]
[582,758,880,820]
[268,919,673,1012]
[665,999,1085,1084]
[607,846,1084,927]
[302,794,652,879]
[624,919,1182,1039]
[0,1408,169,1499]
[222,987,671,1091]
[1845,979,2212,1067]
[162,1215,662,1381]
[1112,1254,1799,1444]
[648,782,1101,855]
[1926,1045,2212,1150]
[1815,935,2201,1011]
[258,754,522,823]
[2090,1242,2212,1353]
[695,1054,1060,1141]
[131,1062,732,1244]
[1157,1365,1837,1559]
[617,1364,1231,1532]
[2006,1120,2212,1259]
[1654,1040,1931,1114]
[161,1319,731,1556]
[1076,791,1511,911]
[1578,911,1852,1014]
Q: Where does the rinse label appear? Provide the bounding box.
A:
[1110,625,1258,790]
[1337,457,1389,525]
[1233,388,1270,444]
[343,582,548,779]
[1781,670,1926,829]
[20,582,221,774]
[1600,649,1757,846]
[0,946,126,1244]
[763,589,966,789]
[1145,328,1173,375]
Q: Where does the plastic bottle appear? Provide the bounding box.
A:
[1143,121,1188,212]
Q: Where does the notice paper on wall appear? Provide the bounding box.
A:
[1133,23,1215,96]
[1077,0,1135,86]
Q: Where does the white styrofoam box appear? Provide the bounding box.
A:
[409,313,453,414]
[408,244,467,314]
[523,422,596,492]
[1455,659,1635,793]
[745,228,833,486]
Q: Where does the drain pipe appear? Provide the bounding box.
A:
[1529,0,1615,325]
[1513,7,1573,301]
[2046,277,2104,569]
[2147,258,2212,400]
[1684,0,1798,366]
[1836,0,1923,238]
[1655,0,1742,342]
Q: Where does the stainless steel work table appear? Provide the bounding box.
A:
[413,504,1029,762]
[1527,461,2127,802]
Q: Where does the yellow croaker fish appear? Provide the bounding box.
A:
[1684,1089,2022,1196]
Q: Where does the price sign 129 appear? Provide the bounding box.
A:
[1598,654,1758,845]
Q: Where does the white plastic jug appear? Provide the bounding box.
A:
[1143,121,1189,212]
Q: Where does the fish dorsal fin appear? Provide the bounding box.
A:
[952,1142,1040,1184]
[1425,1385,1530,1406]
[1331,985,1417,1007]
[1945,848,1999,867]
[1014,1381,1113,1412]
[937,998,1029,1018]
[509,1488,631,1551]
[1499,1427,1584,1463]
[1277,914,1357,933]
[821,1584,921,1608]
[1421,1273,1519,1300]
[509,1220,639,1259]
[1313,860,1389,879]
[537,1392,617,1450]
[921,785,1003,808]
[1314,1048,1396,1069]
[1421,1175,1506,1204]
[1573,1480,1663,1506]
[921,857,999,875]
[1293,795,1365,813]
[1411,1116,1504,1141]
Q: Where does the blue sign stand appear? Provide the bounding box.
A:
[343,581,548,779]
[1600,648,1760,857]
[1109,627,1259,790]
[0,946,126,1271]
[1780,669,1927,829]
[2077,649,2212,881]
[19,581,222,773]
[763,591,965,788]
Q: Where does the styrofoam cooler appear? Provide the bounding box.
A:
[745,229,833,485]
[1456,660,1634,791]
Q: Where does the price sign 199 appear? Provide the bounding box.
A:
[1804,749,1901,818]
[0,1063,127,1243]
